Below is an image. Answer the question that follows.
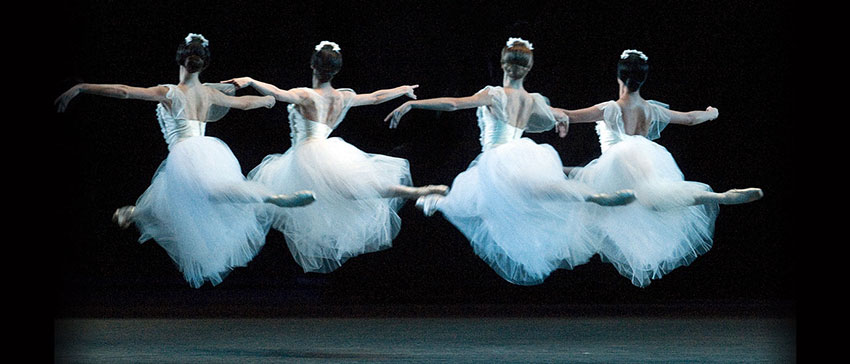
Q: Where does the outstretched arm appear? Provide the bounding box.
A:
[553,106,604,124]
[55,83,169,112]
[350,85,418,107]
[665,106,719,126]
[548,105,603,138]
[221,77,308,105]
[208,88,275,111]
[384,91,493,129]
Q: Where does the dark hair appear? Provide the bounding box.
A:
[617,52,649,92]
[501,43,533,80]
[311,45,343,83]
[176,37,210,74]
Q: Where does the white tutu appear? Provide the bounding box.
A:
[571,133,718,287]
[437,138,597,285]
[134,136,273,288]
[248,137,412,273]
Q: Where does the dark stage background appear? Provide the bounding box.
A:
[51,1,791,318]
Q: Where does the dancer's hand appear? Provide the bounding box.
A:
[706,106,719,120]
[551,108,569,137]
[552,108,568,121]
[220,77,253,89]
[263,95,276,109]
[556,122,568,138]
[55,85,81,113]
[385,102,412,129]
[402,85,419,100]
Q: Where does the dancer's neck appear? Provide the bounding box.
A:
[312,75,333,91]
[179,67,201,87]
[618,83,643,104]
[502,74,525,90]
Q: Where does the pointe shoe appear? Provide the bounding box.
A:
[586,190,636,206]
[415,194,443,216]
[722,188,764,205]
[268,191,316,207]
[112,206,135,229]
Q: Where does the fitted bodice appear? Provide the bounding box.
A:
[155,83,235,149]
[477,111,525,151]
[157,111,205,148]
[288,88,356,145]
[475,86,556,152]
[594,100,671,153]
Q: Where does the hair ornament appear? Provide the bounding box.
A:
[315,41,341,52]
[185,33,209,47]
[620,49,648,61]
[506,37,534,50]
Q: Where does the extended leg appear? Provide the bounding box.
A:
[585,190,637,206]
[209,183,316,208]
[540,181,636,207]
[265,190,316,207]
[693,187,763,206]
[382,184,450,200]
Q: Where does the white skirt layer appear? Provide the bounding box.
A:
[437,138,597,285]
[570,136,718,287]
[134,136,273,288]
[248,137,412,273]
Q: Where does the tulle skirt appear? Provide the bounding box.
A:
[134,136,273,288]
[248,137,412,273]
[436,138,597,285]
[570,136,719,287]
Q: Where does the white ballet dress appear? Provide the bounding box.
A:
[248,88,413,273]
[133,84,273,288]
[434,86,597,285]
[569,100,719,287]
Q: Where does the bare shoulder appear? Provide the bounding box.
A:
[327,87,352,106]
[506,87,532,100]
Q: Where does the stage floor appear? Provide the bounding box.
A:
[55,317,795,363]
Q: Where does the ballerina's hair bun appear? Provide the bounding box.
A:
[311,41,343,83]
[176,33,211,74]
[501,37,534,79]
[183,55,205,74]
[617,49,649,92]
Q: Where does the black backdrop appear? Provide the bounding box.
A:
[51,1,791,317]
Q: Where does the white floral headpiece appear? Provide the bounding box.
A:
[315,41,341,52]
[506,37,533,50]
[185,33,209,47]
[620,49,648,61]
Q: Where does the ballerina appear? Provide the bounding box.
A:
[385,38,635,285]
[554,49,763,287]
[221,41,448,273]
[55,33,315,288]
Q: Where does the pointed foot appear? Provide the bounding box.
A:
[113,206,135,229]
